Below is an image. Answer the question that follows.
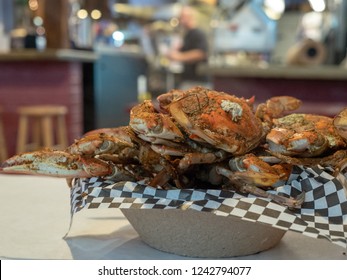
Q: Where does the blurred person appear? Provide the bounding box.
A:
[167,5,210,89]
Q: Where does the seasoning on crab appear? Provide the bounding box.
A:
[220,100,243,122]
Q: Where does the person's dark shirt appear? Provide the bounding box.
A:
[180,28,208,82]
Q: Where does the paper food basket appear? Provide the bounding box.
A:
[69,165,347,258]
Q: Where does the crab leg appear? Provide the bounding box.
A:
[216,166,304,208]
[267,149,347,169]
[0,149,114,178]
[227,153,292,186]
[237,184,305,209]
[178,152,226,170]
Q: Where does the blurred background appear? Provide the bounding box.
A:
[1,0,347,157]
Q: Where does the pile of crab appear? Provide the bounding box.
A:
[2,87,347,208]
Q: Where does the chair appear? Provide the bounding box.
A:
[0,107,8,161]
[16,105,68,154]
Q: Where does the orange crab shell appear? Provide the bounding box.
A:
[166,88,264,155]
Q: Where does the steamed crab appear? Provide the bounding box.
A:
[265,110,347,174]
[1,87,346,208]
[128,88,304,190]
[267,113,346,157]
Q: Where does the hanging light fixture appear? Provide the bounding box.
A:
[263,0,285,20]
[308,0,326,12]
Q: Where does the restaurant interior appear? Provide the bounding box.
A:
[0,0,347,261]
[1,0,347,156]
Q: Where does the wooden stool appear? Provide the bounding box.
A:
[16,105,69,154]
[0,107,8,161]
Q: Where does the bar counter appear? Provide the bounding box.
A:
[0,49,97,62]
[201,64,347,80]
[200,63,347,116]
[0,49,98,157]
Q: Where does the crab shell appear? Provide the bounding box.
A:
[164,87,264,155]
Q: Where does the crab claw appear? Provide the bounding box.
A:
[226,153,292,187]
[0,149,114,178]
[256,96,302,123]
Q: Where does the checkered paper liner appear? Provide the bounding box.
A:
[70,165,347,248]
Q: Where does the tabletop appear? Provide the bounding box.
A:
[0,174,346,260]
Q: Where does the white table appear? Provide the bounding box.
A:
[0,174,346,260]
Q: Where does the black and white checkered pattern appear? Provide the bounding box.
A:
[71,165,347,248]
